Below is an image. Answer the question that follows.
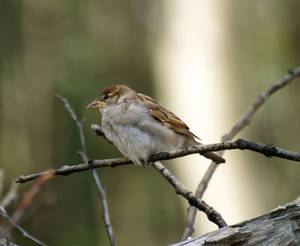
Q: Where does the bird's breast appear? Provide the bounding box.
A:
[100,103,187,164]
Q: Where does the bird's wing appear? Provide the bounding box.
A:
[137,93,200,140]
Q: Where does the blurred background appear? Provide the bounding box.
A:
[0,0,300,245]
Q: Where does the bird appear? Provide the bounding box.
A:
[87,84,225,166]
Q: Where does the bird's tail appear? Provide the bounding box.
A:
[202,152,225,164]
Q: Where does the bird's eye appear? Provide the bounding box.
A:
[104,94,110,100]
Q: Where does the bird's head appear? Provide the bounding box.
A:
[87,84,136,111]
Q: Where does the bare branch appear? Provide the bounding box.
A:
[16,138,300,184]
[16,158,131,183]
[223,66,300,142]
[153,162,227,228]
[56,94,116,246]
[0,182,18,209]
[181,66,300,240]
[55,94,87,154]
[0,207,47,246]
[149,139,300,162]
[181,164,216,239]
[3,172,54,237]
[92,171,115,245]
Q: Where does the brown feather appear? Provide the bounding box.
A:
[137,93,200,140]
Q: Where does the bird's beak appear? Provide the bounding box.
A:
[87,100,104,109]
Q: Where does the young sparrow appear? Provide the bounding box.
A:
[87,85,225,166]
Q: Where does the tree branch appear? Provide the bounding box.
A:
[181,66,300,240]
[149,138,300,162]
[0,207,47,246]
[16,138,300,184]
[0,178,18,209]
[223,66,300,142]
[153,162,227,228]
[1,171,54,245]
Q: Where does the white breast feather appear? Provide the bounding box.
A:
[101,103,185,166]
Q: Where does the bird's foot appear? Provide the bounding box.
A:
[148,152,170,162]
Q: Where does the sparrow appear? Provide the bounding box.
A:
[87,85,225,166]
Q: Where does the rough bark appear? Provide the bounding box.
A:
[171,199,300,246]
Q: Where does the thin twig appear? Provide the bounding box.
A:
[55,94,87,154]
[4,172,54,237]
[92,170,116,244]
[0,207,47,246]
[16,138,300,184]
[0,182,18,209]
[153,162,227,228]
[181,66,300,240]
[223,66,300,142]
[56,94,116,246]
[181,164,216,240]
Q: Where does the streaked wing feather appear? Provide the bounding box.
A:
[137,93,200,140]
